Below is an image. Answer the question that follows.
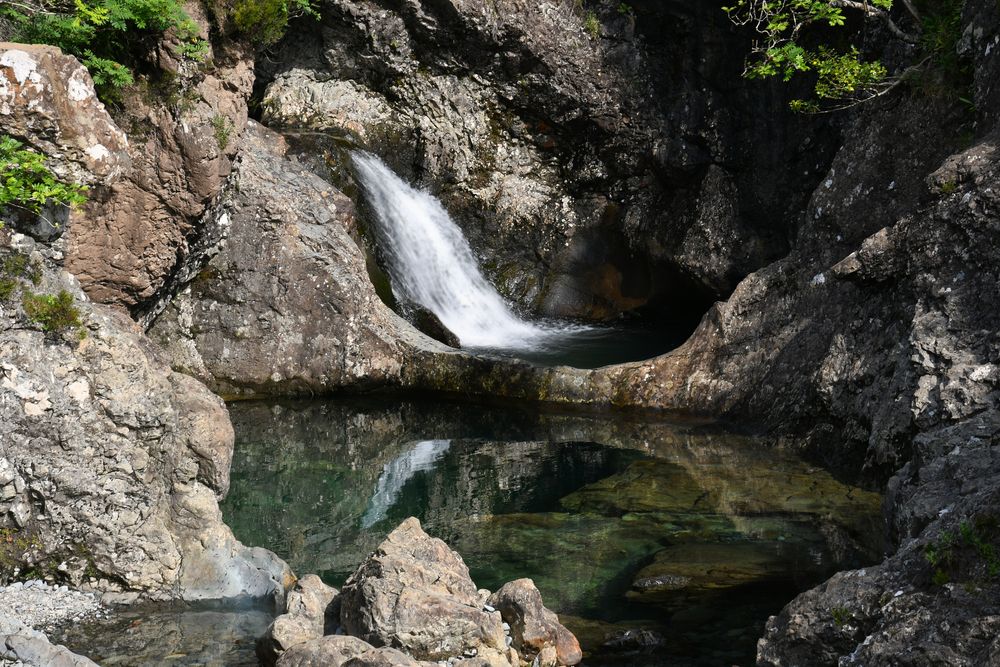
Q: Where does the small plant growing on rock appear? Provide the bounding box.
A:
[3,252,43,286]
[211,114,233,150]
[0,529,35,579]
[583,11,600,38]
[0,136,87,221]
[0,251,41,302]
[21,289,87,339]
[925,516,1000,586]
[831,606,851,627]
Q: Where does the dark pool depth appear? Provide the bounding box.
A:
[224,399,881,666]
[56,398,882,666]
[472,318,693,369]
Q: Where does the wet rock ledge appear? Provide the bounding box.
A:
[260,518,581,667]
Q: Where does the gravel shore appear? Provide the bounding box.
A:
[0,580,104,666]
[0,580,103,632]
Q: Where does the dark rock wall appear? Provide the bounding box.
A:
[257,0,837,320]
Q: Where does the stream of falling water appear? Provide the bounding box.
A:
[352,151,585,349]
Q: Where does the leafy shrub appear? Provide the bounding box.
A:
[81,51,135,99]
[0,136,87,216]
[232,0,317,46]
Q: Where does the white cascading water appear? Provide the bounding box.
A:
[353,151,572,349]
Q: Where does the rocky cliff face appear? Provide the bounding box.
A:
[257,0,834,320]
[0,44,290,604]
[0,236,290,601]
[56,5,255,317]
[593,53,998,484]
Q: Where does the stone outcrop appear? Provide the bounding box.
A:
[0,43,131,241]
[148,121,450,397]
[757,416,1000,667]
[259,0,833,319]
[339,517,509,662]
[263,518,581,666]
[487,579,581,666]
[0,234,291,601]
[0,32,256,314]
[258,574,339,665]
[57,10,255,314]
[0,43,130,187]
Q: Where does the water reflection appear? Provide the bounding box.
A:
[51,601,271,667]
[221,398,882,666]
[362,439,452,528]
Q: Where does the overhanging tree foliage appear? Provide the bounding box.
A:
[723,0,934,112]
[0,0,205,100]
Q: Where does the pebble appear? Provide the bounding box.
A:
[0,580,102,632]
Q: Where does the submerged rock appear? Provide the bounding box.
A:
[627,542,794,603]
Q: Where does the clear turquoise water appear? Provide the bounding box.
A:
[220,398,882,666]
[55,397,881,666]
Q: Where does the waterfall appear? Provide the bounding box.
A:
[352,151,574,349]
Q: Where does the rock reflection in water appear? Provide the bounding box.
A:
[50,602,271,666]
[221,398,882,667]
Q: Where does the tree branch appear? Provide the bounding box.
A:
[830,0,920,43]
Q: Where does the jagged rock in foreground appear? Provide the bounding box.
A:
[263,518,581,667]
[258,574,339,665]
[487,580,582,666]
[339,517,511,664]
[0,235,291,602]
